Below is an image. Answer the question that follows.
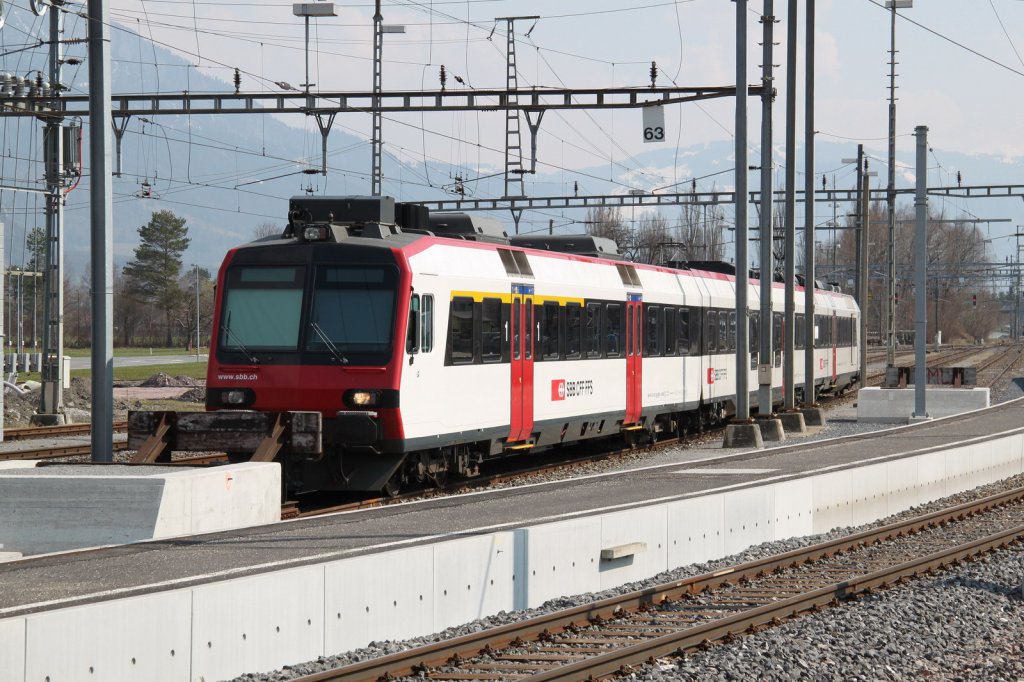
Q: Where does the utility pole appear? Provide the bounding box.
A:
[912,125,928,420]
[783,0,797,410]
[498,16,536,202]
[885,0,912,366]
[88,0,115,461]
[859,153,870,389]
[734,0,750,421]
[39,0,66,421]
[803,0,816,406]
[756,0,775,416]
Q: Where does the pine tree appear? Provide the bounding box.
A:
[122,210,191,346]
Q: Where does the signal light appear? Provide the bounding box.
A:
[972,294,977,307]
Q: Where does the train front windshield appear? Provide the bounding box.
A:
[306,265,397,359]
[218,263,398,365]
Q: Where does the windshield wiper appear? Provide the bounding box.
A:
[310,321,349,365]
[220,316,260,365]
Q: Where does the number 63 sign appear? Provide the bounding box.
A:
[642,105,666,143]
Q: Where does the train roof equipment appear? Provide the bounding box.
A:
[508,234,623,260]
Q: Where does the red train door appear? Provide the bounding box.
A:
[625,294,643,424]
[509,284,535,442]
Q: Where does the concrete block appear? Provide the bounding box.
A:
[325,545,435,652]
[811,471,853,533]
[522,517,601,608]
[857,386,990,423]
[772,479,813,539]
[756,418,785,442]
[667,494,725,568]
[0,617,25,682]
[433,532,516,632]
[723,486,773,555]
[722,423,764,449]
[800,407,826,426]
[777,411,807,433]
[191,565,324,682]
[0,463,280,556]
[26,591,191,682]
[0,551,23,562]
[598,506,667,590]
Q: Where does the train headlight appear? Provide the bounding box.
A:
[303,226,329,241]
[224,390,248,405]
[345,389,382,407]
[208,387,255,408]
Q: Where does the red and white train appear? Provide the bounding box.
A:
[202,196,860,494]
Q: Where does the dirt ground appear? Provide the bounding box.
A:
[3,374,206,427]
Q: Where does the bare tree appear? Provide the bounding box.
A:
[675,196,725,262]
[253,221,281,239]
[633,213,669,265]
[584,207,629,252]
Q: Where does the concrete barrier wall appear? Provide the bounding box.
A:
[0,463,280,555]
[3,429,1023,681]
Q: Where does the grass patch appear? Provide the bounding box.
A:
[63,347,205,358]
[74,361,209,381]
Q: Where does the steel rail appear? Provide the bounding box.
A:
[2,420,128,441]
[293,485,1024,682]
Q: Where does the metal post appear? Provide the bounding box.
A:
[886,2,898,367]
[783,0,797,410]
[803,0,816,406]
[371,0,383,196]
[88,0,115,461]
[1016,233,1021,341]
[304,15,310,95]
[853,145,864,305]
[859,158,869,388]
[40,1,65,417]
[912,125,928,418]
[195,265,200,360]
[735,0,750,420]
[757,0,775,415]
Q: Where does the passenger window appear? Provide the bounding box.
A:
[718,311,728,352]
[450,297,474,364]
[606,304,623,357]
[664,308,677,356]
[645,306,661,356]
[585,302,602,358]
[728,312,737,352]
[750,311,759,353]
[706,310,717,354]
[565,303,582,359]
[541,301,560,360]
[406,294,420,354]
[481,298,502,363]
[679,308,690,356]
[421,294,433,352]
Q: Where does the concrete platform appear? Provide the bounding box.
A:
[0,462,280,556]
[857,386,991,423]
[2,399,1024,681]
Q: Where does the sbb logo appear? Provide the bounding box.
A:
[707,368,715,385]
[551,379,566,401]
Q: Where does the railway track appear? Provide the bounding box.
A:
[294,485,1024,682]
[2,420,128,441]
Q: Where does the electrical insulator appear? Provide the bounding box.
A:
[822,175,826,190]
[233,68,241,94]
[649,61,658,89]
[439,65,447,91]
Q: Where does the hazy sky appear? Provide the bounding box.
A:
[99,0,1024,163]
[4,1,1023,265]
